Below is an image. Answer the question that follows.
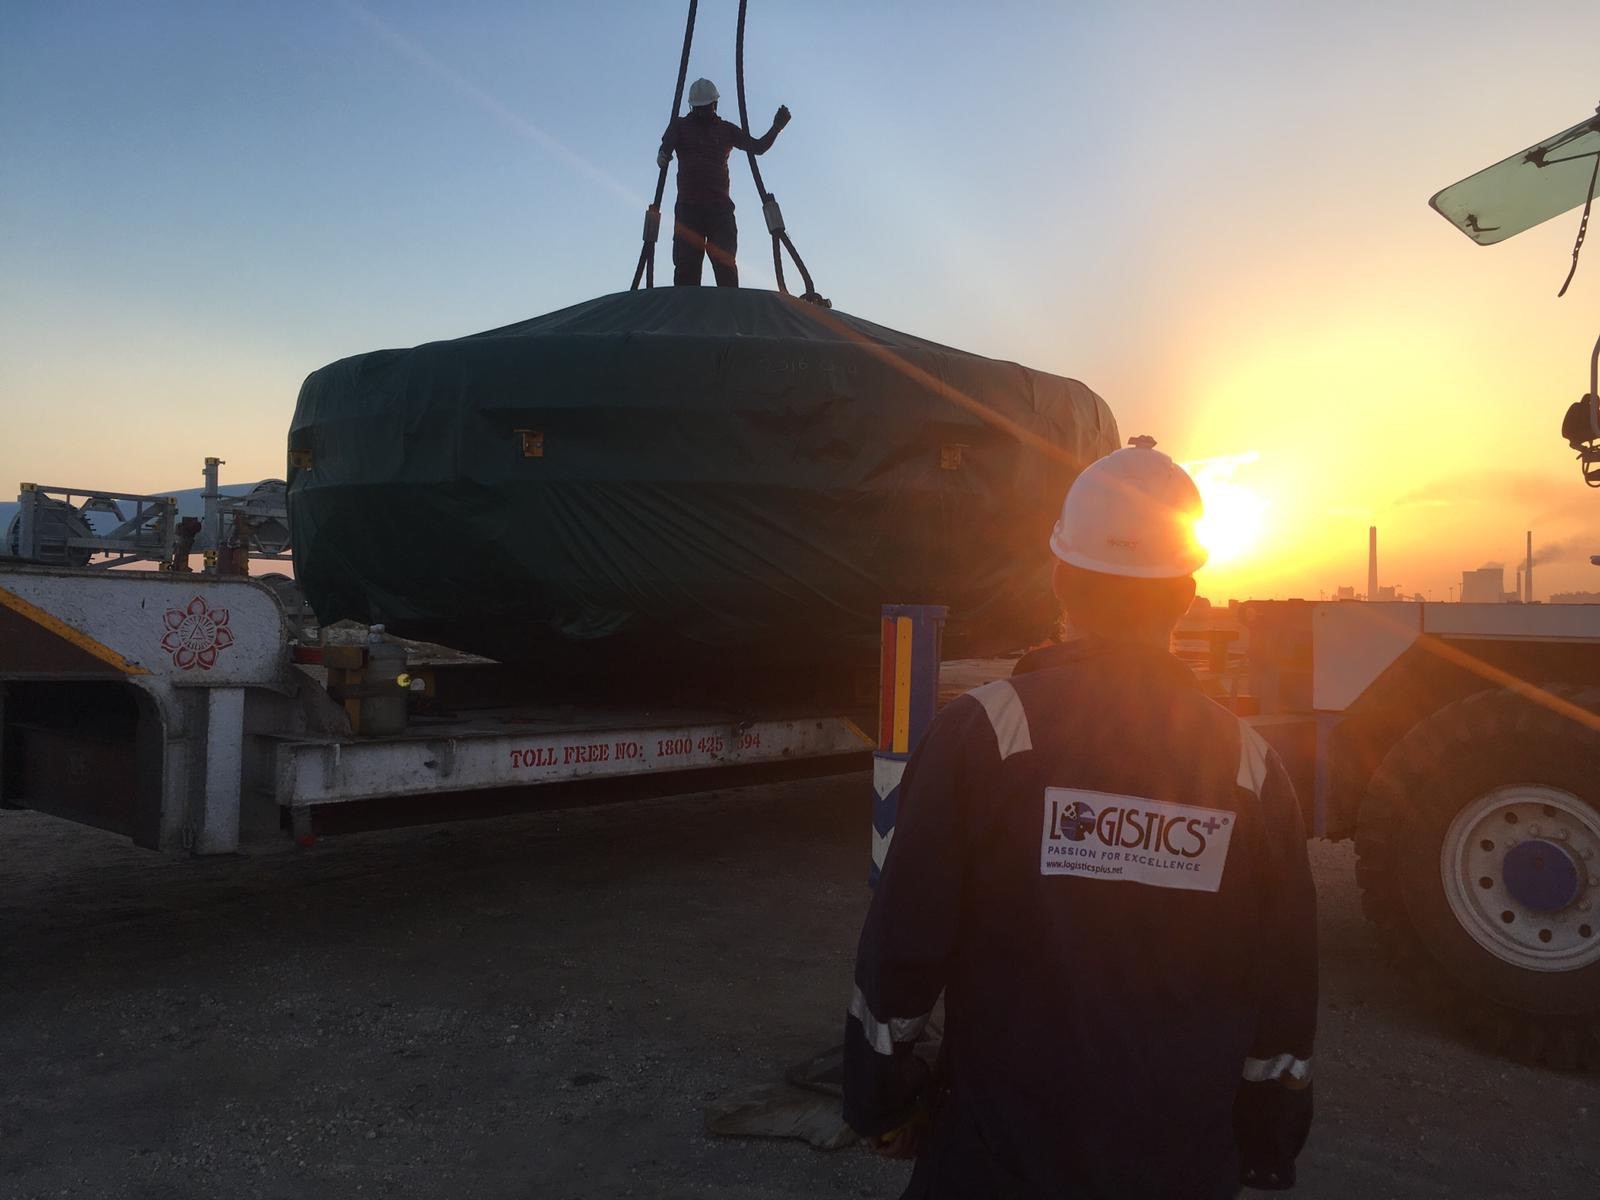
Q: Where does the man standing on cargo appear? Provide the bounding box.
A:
[657,78,790,287]
[844,438,1318,1198]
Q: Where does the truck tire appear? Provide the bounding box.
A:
[1355,684,1600,1068]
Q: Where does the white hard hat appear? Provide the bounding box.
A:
[688,78,720,107]
[1048,436,1207,578]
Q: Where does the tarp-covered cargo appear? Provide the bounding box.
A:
[287,288,1118,697]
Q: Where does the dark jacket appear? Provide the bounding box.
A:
[659,108,779,209]
[844,637,1318,1200]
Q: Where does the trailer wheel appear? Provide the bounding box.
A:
[1355,685,1600,1069]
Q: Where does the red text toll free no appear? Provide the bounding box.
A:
[509,740,643,770]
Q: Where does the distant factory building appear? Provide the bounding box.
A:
[1332,584,1399,601]
[1460,567,1506,604]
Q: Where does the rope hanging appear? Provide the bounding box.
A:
[734,0,828,306]
[630,0,699,291]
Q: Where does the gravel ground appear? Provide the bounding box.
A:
[2,775,1598,1199]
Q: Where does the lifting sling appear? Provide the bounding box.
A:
[629,0,828,306]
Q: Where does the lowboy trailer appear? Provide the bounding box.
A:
[0,563,874,853]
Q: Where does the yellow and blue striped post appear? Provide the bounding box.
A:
[871,603,947,886]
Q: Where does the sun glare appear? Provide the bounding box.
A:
[1187,453,1267,568]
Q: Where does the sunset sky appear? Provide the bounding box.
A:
[3,1,1598,603]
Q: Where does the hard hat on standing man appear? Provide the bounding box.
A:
[687,77,720,108]
[1048,434,1208,579]
[844,435,1318,1199]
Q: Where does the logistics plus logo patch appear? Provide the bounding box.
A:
[1058,799,1097,842]
[1040,789,1236,892]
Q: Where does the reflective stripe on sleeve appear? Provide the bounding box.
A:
[848,985,931,1056]
[971,680,1032,760]
[1242,1053,1313,1085]
[1236,720,1271,795]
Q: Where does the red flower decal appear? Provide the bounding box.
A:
[160,595,235,670]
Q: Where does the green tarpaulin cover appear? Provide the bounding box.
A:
[288,288,1118,695]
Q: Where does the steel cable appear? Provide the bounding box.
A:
[735,0,827,305]
[631,0,699,290]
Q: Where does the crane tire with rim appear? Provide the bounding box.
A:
[1355,684,1600,1069]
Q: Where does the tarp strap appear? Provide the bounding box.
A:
[631,0,699,291]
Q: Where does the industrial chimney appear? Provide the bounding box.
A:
[1526,530,1533,603]
[1369,526,1378,601]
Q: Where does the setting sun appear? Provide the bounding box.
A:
[1188,452,1268,568]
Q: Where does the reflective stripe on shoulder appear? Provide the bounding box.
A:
[848,985,931,1057]
[1236,720,1271,796]
[1242,1053,1312,1086]
[971,680,1032,760]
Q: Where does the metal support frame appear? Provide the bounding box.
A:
[5,458,292,571]
[5,483,178,568]
[201,456,224,571]
[0,567,296,853]
[198,687,245,853]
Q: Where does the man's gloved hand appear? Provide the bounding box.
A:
[773,104,791,130]
[1235,1077,1310,1191]
[657,149,671,169]
[871,1099,929,1161]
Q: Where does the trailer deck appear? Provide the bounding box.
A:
[275,708,872,809]
[0,564,875,854]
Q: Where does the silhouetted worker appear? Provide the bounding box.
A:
[844,439,1318,1199]
[657,77,790,287]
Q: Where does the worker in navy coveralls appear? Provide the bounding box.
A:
[657,77,790,287]
[844,437,1318,1199]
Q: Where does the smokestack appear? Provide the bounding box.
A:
[1368,526,1378,601]
[1516,566,1524,603]
[1526,530,1533,603]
